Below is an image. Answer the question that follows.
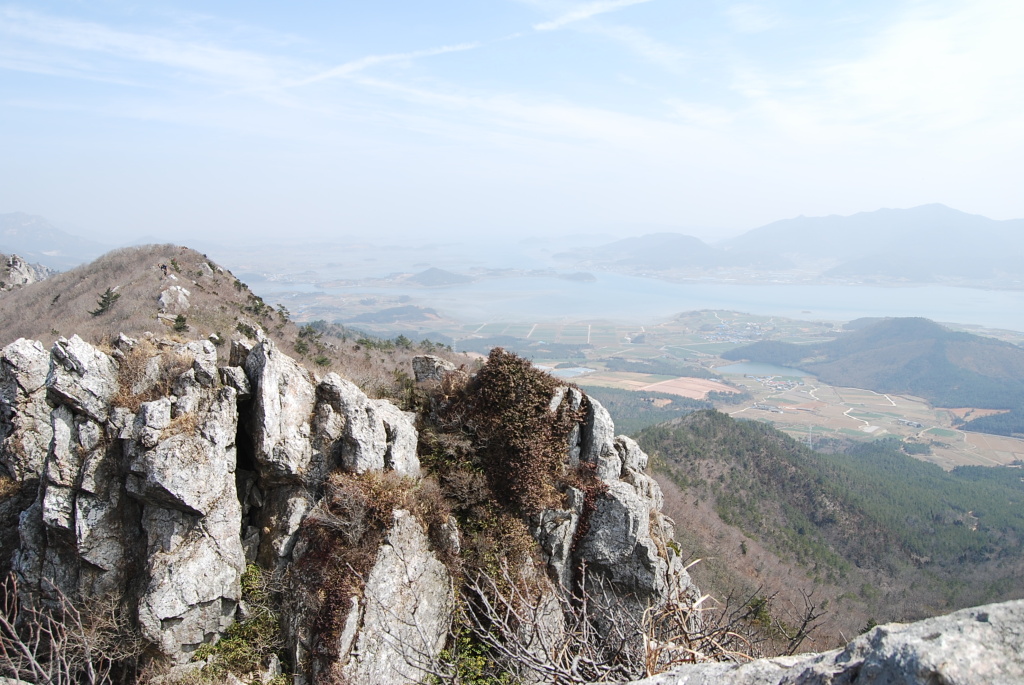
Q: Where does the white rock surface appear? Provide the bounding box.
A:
[335,510,453,685]
[0,338,53,480]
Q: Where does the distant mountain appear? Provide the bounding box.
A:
[722,317,1024,412]
[723,204,1024,283]
[407,267,473,286]
[558,205,1024,286]
[557,232,791,270]
[0,212,108,270]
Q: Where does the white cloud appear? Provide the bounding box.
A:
[532,0,654,31]
[0,7,289,88]
[584,23,687,71]
[292,43,481,87]
[729,0,1024,150]
[727,4,781,34]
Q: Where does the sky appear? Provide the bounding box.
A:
[1,0,1023,245]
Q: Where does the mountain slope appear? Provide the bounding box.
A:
[639,410,1024,644]
[722,317,1024,411]
[724,204,1024,283]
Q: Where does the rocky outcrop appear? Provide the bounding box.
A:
[627,599,1024,685]
[0,339,52,481]
[536,392,697,643]
[13,336,245,658]
[332,510,452,685]
[0,254,52,291]
[158,285,191,314]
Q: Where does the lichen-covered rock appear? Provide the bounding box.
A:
[536,387,698,653]
[581,396,621,481]
[334,510,453,685]
[627,600,1024,685]
[0,338,53,480]
[15,337,245,661]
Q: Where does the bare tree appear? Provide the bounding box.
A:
[406,560,827,684]
[0,574,143,685]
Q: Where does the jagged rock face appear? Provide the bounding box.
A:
[538,393,696,637]
[13,336,245,660]
[332,510,452,685]
[1,254,52,291]
[47,335,119,423]
[629,600,1024,685]
[315,373,419,478]
[0,338,52,481]
[244,339,316,482]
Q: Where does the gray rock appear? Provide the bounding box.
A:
[219,366,251,401]
[412,355,456,382]
[2,254,50,289]
[317,373,420,477]
[0,338,53,480]
[335,510,453,685]
[581,396,620,481]
[615,436,648,474]
[47,336,118,423]
[244,340,315,481]
[158,285,191,314]
[532,487,584,591]
[130,387,244,658]
[628,600,1024,685]
[372,400,420,476]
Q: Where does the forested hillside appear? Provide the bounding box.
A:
[637,410,1024,644]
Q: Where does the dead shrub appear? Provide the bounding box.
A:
[113,341,193,412]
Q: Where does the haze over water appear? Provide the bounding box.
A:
[261,274,1024,333]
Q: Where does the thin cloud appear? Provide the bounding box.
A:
[292,43,481,87]
[0,7,287,87]
[585,23,687,71]
[533,0,654,31]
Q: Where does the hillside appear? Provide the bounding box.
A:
[0,244,459,400]
[722,317,1024,425]
[638,410,1024,645]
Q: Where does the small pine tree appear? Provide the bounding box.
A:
[89,288,120,316]
[173,314,188,332]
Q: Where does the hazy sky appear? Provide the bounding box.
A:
[2,0,1022,245]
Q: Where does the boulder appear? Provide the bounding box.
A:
[243,340,316,481]
[412,355,456,382]
[158,285,191,314]
[316,373,420,477]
